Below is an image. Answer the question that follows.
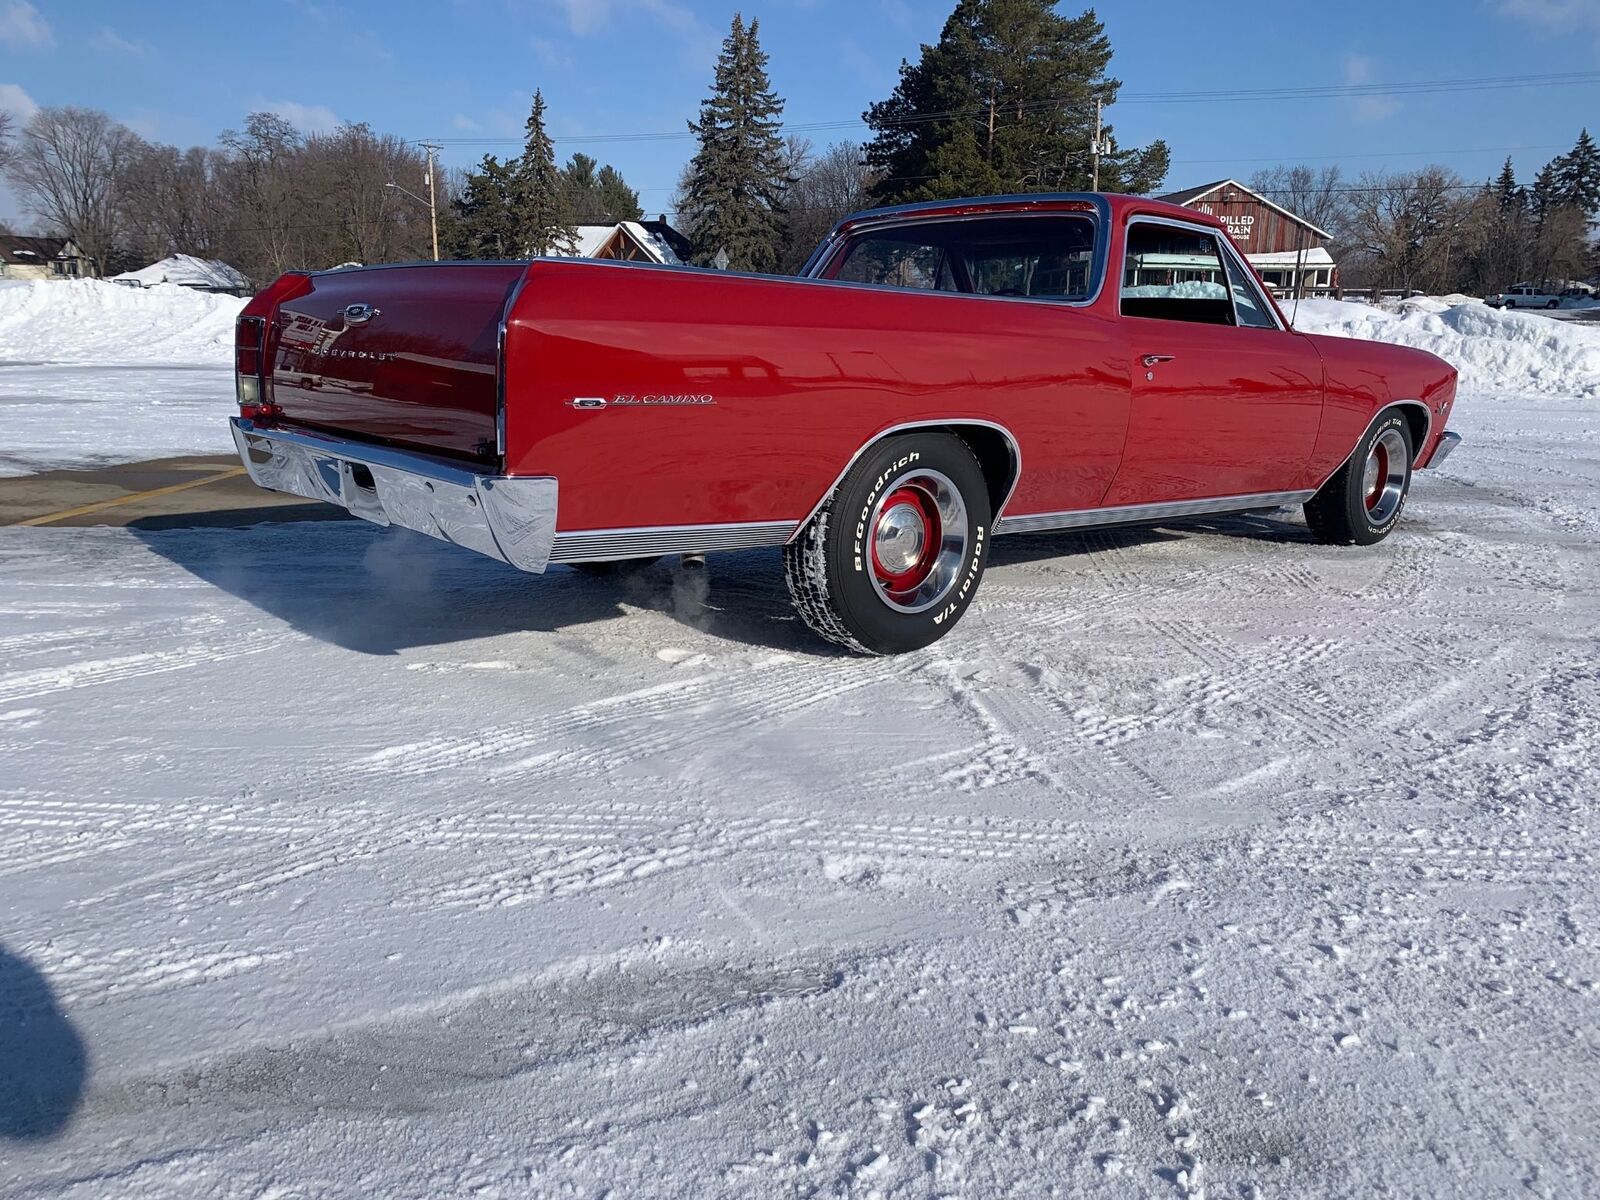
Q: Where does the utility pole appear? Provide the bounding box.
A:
[1090,98,1103,192]
[388,144,442,261]
[422,142,441,261]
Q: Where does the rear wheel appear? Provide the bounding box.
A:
[1304,410,1414,546]
[784,432,991,654]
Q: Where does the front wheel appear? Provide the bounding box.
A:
[1303,410,1414,546]
[784,432,991,654]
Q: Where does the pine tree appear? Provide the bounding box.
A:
[449,154,520,258]
[598,164,643,222]
[561,154,644,223]
[1555,128,1600,216]
[681,14,790,272]
[1531,162,1561,230]
[862,0,1168,205]
[511,90,578,255]
[1494,157,1521,213]
[562,153,607,223]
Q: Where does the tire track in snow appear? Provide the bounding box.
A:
[0,633,288,703]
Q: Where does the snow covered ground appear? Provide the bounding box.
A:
[1,293,1598,1197]
[0,280,241,476]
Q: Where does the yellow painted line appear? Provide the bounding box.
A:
[15,467,249,527]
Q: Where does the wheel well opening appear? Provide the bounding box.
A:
[1395,404,1428,460]
[939,424,1020,518]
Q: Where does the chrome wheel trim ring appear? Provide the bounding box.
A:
[1364,427,1409,525]
[866,469,969,614]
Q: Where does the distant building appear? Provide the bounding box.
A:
[1157,179,1337,297]
[0,236,92,281]
[554,219,692,266]
[109,254,251,296]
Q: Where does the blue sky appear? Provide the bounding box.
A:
[3,0,1599,227]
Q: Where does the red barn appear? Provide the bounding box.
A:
[1157,179,1337,297]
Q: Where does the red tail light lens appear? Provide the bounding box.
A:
[236,316,267,411]
[235,316,264,378]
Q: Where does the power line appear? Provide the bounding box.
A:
[420,69,1600,148]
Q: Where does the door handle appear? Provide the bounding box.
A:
[1142,354,1175,367]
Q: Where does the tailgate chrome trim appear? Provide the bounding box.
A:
[230,417,557,573]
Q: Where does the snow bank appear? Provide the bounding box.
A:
[0,278,245,366]
[1292,297,1600,397]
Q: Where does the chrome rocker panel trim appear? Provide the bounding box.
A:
[995,490,1317,536]
[1421,429,1461,468]
[230,418,558,573]
[551,520,797,563]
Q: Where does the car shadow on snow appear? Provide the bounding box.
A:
[0,943,88,1141]
[129,514,836,657]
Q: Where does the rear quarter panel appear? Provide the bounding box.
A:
[501,260,1132,533]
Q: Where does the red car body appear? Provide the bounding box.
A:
[230,192,1460,648]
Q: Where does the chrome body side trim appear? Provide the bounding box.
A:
[551,520,796,563]
[787,418,1023,542]
[1420,429,1461,468]
[230,418,557,573]
[495,269,532,461]
[994,490,1316,536]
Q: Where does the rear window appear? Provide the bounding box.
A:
[830,216,1096,301]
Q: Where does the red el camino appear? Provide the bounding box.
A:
[230,192,1460,654]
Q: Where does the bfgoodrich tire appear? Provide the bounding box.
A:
[1304,409,1414,546]
[784,432,992,655]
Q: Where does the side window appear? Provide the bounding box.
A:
[1120,223,1234,326]
[1222,249,1278,330]
[833,235,953,292]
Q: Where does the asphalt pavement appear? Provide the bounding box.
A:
[0,455,350,529]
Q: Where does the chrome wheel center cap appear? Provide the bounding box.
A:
[1363,453,1381,496]
[875,502,927,575]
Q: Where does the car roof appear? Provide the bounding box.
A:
[829,192,1219,235]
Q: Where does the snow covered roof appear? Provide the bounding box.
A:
[110,254,249,292]
[1247,247,1336,268]
[555,221,687,266]
[0,235,75,266]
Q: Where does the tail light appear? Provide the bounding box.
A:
[235,316,267,413]
[234,272,311,421]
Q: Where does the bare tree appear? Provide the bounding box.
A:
[1247,164,1348,236]
[4,106,140,275]
[0,110,14,172]
[781,140,875,273]
[299,123,432,266]
[118,142,229,262]
[216,112,308,282]
[1340,167,1467,293]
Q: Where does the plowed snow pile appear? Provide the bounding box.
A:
[0,278,244,365]
[1292,297,1600,397]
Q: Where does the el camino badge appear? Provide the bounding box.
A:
[567,394,715,409]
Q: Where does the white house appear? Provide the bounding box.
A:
[0,236,93,281]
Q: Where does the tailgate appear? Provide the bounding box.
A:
[270,263,527,463]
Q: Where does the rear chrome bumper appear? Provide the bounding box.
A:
[230,418,557,573]
[1421,429,1462,468]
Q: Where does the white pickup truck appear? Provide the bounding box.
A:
[1486,284,1561,310]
